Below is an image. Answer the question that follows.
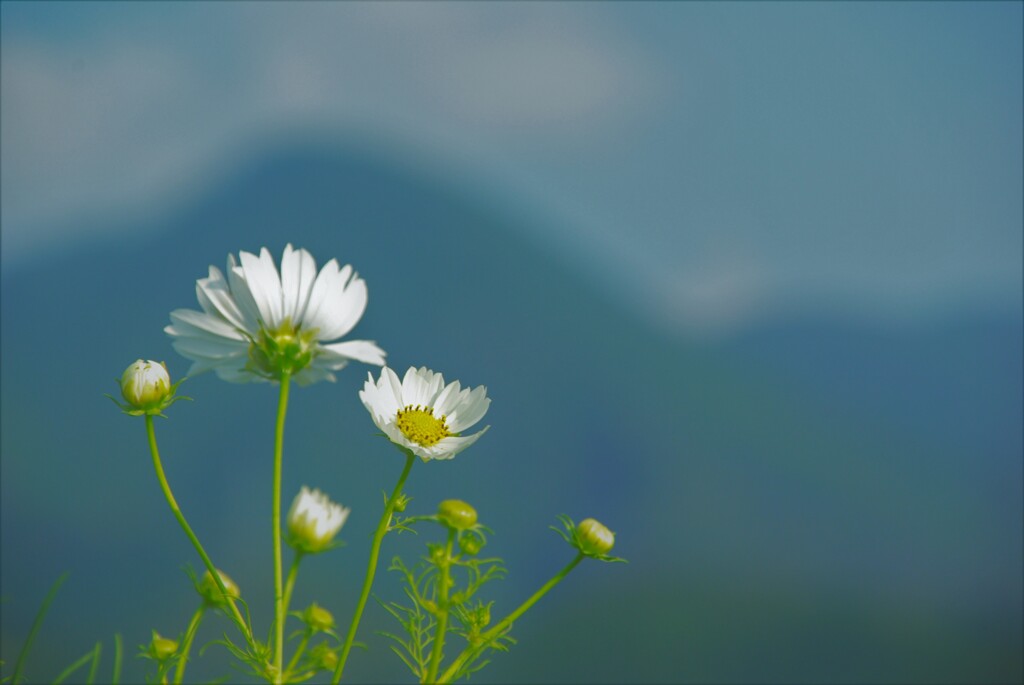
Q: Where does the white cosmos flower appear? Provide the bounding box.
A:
[287,486,351,553]
[165,245,385,385]
[360,366,490,462]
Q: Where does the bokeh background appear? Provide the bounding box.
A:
[2,2,1021,683]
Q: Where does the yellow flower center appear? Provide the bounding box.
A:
[396,405,451,447]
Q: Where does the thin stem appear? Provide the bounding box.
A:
[436,553,585,684]
[272,372,292,685]
[283,551,303,624]
[173,605,206,685]
[85,641,102,684]
[52,646,96,685]
[12,571,68,684]
[283,631,311,680]
[424,529,456,683]
[112,633,123,685]
[145,415,253,646]
[332,452,416,684]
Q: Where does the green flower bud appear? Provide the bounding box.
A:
[309,642,339,672]
[437,499,477,531]
[577,518,615,556]
[120,360,171,410]
[301,603,335,632]
[147,631,179,662]
[198,569,241,607]
[458,532,484,556]
[391,493,411,513]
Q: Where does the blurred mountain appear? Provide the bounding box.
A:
[2,137,1020,683]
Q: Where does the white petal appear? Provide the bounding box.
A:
[402,367,433,407]
[300,259,341,335]
[294,365,335,386]
[433,380,463,417]
[226,254,263,329]
[316,271,368,341]
[169,309,246,341]
[431,428,489,460]
[319,340,387,367]
[196,266,255,333]
[280,244,318,324]
[448,386,491,432]
[240,248,285,328]
[360,378,398,430]
[383,367,405,410]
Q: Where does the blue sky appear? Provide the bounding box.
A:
[2,1,1021,335]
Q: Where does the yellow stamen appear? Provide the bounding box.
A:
[396,404,451,447]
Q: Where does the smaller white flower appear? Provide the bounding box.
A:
[360,366,490,462]
[287,486,350,554]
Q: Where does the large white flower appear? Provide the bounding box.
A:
[360,366,490,461]
[165,245,386,385]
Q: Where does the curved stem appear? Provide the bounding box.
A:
[173,605,206,685]
[436,553,585,684]
[424,529,456,683]
[272,372,292,685]
[283,631,311,680]
[145,415,253,646]
[332,452,416,684]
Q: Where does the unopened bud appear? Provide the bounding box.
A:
[198,569,241,607]
[577,518,615,556]
[301,603,335,632]
[437,499,477,531]
[120,360,171,410]
[147,631,179,661]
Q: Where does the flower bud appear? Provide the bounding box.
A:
[301,603,335,632]
[458,532,484,556]
[577,518,615,556]
[147,631,179,661]
[437,499,477,531]
[198,569,241,607]
[309,642,339,672]
[287,487,350,554]
[120,360,171,410]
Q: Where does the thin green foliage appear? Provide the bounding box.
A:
[11,571,69,684]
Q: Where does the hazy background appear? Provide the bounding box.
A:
[2,2,1021,683]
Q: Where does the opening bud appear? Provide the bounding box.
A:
[287,486,350,554]
[121,360,171,410]
[577,518,615,556]
[198,569,241,607]
[437,499,477,531]
[301,602,335,632]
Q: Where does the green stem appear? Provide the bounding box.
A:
[145,415,253,646]
[424,529,456,683]
[112,633,123,685]
[436,553,585,684]
[12,571,68,684]
[173,605,206,685]
[86,641,101,684]
[52,645,96,685]
[283,551,303,623]
[332,452,416,684]
[272,372,292,685]
[283,631,311,680]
